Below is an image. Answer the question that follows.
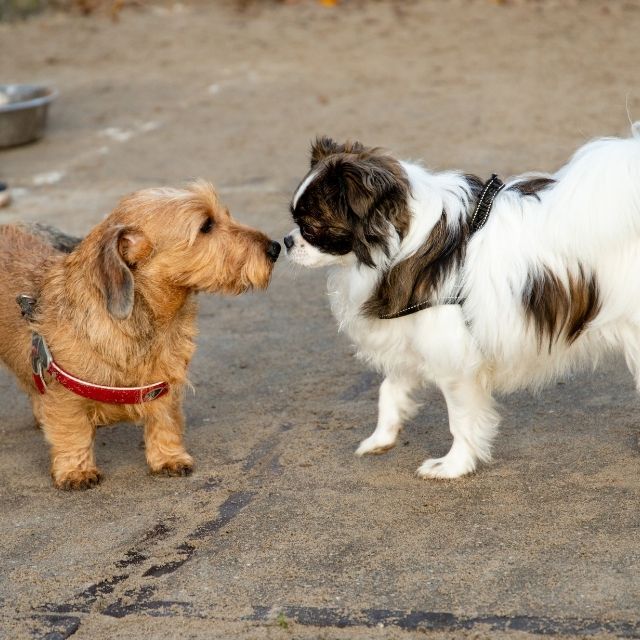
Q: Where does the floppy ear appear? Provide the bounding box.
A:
[338,157,400,219]
[97,226,150,320]
[310,136,367,168]
[330,156,410,268]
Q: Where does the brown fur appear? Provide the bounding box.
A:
[509,177,556,200]
[362,213,469,319]
[523,265,601,351]
[310,137,368,168]
[0,181,277,489]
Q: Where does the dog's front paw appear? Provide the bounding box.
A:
[53,467,103,490]
[151,455,194,477]
[416,454,476,480]
[355,433,397,456]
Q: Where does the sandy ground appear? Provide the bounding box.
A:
[1,1,640,638]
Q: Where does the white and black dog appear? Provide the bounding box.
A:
[284,128,640,479]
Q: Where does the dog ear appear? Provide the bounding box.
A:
[338,157,399,219]
[97,226,151,320]
[330,155,410,268]
[310,137,367,168]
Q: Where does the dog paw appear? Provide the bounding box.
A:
[53,468,103,490]
[152,457,194,477]
[416,455,476,480]
[355,434,397,456]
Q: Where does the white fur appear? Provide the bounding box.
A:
[286,127,640,479]
[292,169,320,210]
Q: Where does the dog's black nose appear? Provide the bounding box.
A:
[283,235,294,250]
[267,241,281,262]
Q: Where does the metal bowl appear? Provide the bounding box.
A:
[0,84,58,149]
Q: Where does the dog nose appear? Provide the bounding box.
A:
[283,235,294,250]
[267,241,281,262]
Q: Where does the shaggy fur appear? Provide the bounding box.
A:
[285,130,640,479]
[0,181,280,489]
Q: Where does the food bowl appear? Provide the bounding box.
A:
[0,84,58,148]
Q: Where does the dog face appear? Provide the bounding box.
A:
[84,181,280,319]
[285,137,411,269]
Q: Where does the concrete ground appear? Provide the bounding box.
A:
[1,1,639,638]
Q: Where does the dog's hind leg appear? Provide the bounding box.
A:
[356,376,418,456]
[144,399,194,477]
[41,403,102,490]
[417,377,499,479]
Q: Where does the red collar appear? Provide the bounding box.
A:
[30,332,169,404]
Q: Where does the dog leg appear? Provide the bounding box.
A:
[417,377,499,479]
[41,407,102,490]
[144,401,194,477]
[356,376,417,456]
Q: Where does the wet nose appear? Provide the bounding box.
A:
[267,241,281,262]
[283,235,294,250]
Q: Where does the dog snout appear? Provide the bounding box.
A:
[283,234,294,250]
[267,240,281,262]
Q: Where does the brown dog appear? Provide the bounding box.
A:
[0,181,280,489]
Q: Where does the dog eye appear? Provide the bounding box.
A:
[200,218,214,234]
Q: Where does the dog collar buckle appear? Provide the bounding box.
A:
[31,332,52,394]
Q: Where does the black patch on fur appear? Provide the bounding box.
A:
[509,177,555,201]
[293,138,411,267]
[523,265,601,350]
[19,222,82,253]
